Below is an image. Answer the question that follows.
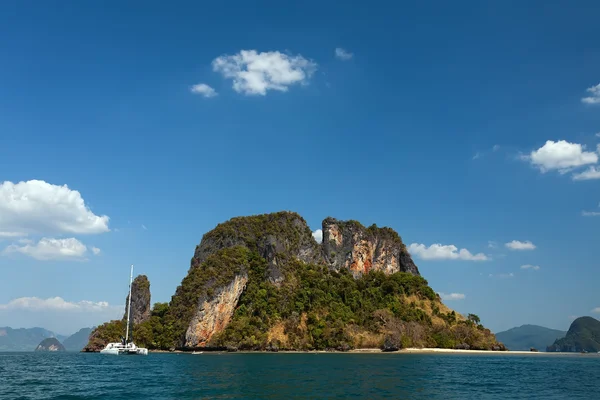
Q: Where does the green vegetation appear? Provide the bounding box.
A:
[83,320,125,351]
[97,250,501,351]
[547,317,600,352]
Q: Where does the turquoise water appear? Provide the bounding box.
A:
[1,352,598,399]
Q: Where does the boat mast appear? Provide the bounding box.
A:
[125,264,133,343]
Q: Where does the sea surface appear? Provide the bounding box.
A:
[0,352,598,399]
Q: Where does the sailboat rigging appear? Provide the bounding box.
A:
[100,265,148,355]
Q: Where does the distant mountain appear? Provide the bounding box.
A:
[35,337,66,352]
[495,325,566,351]
[0,327,67,351]
[547,317,600,352]
[62,328,93,352]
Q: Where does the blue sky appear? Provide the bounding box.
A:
[1,0,600,335]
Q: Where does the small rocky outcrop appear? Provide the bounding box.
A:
[124,275,151,325]
[35,337,65,352]
[322,218,420,278]
[185,272,248,347]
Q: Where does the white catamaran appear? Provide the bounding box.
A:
[100,265,148,355]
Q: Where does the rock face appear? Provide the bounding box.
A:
[185,273,248,347]
[172,212,422,348]
[35,337,65,352]
[322,217,420,278]
[124,275,151,325]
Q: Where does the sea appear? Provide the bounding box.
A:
[0,352,598,399]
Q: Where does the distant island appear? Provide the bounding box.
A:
[86,211,505,352]
[35,338,65,352]
[547,317,600,352]
[0,326,93,352]
[495,325,566,351]
[62,328,93,352]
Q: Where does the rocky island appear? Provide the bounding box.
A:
[35,338,66,352]
[547,316,600,352]
[86,212,504,352]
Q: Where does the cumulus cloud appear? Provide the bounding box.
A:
[0,180,109,236]
[488,241,497,249]
[334,48,353,60]
[524,140,598,173]
[190,83,217,98]
[582,83,600,104]
[505,240,536,251]
[520,264,541,271]
[438,292,466,301]
[408,243,488,261]
[591,307,600,313]
[572,166,600,181]
[3,237,99,261]
[212,50,316,96]
[0,296,121,313]
[91,246,101,255]
[312,229,323,244]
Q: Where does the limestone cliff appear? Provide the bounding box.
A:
[85,211,502,352]
[185,273,248,347]
[124,275,151,325]
[166,212,424,349]
[322,218,419,278]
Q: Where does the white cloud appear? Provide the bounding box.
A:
[91,246,101,255]
[505,240,536,251]
[489,272,514,279]
[0,296,120,313]
[591,307,600,313]
[408,243,488,261]
[438,292,466,301]
[596,132,600,138]
[582,211,600,217]
[212,50,316,96]
[521,264,541,271]
[487,241,497,249]
[524,140,598,173]
[0,180,109,236]
[190,83,217,98]
[312,229,322,244]
[572,166,600,181]
[0,231,25,238]
[335,48,353,60]
[3,237,90,261]
[581,83,600,104]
